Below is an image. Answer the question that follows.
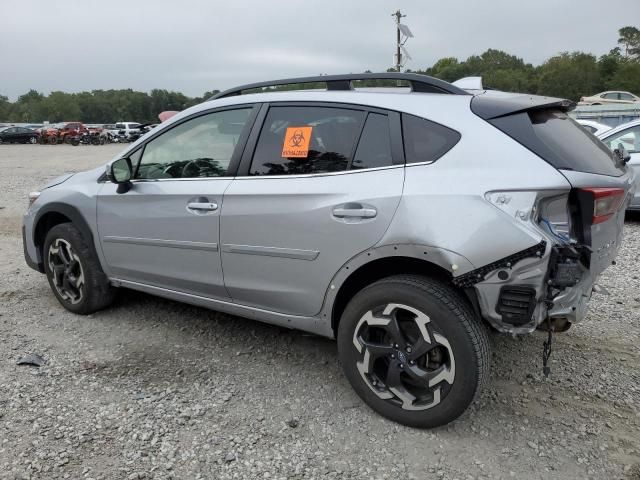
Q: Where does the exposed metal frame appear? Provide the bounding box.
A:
[211,73,469,100]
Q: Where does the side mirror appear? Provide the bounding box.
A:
[108,157,133,193]
[614,142,631,164]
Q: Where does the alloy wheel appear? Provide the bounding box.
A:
[352,303,455,410]
[47,238,85,305]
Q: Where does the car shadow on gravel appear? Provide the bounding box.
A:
[101,287,555,390]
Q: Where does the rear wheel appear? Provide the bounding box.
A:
[337,275,490,428]
[43,223,116,314]
[29,136,37,144]
[48,136,57,145]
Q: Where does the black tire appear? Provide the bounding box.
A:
[43,223,116,314]
[337,275,490,428]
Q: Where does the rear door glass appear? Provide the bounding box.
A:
[351,113,393,169]
[249,106,365,175]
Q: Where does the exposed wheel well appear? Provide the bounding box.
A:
[331,256,478,335]
[34,212,72,252]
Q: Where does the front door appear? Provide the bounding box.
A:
[220,104,405,316]
[97,106,256,299]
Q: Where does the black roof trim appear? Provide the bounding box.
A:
[471,93,575,120]
[211,73,470,100]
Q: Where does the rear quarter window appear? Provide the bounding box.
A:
[401,113,461,164]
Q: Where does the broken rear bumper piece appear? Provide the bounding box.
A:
[453,240,598,334]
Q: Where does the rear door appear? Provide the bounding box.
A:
[220,103,405,316]
[97,106,258,299]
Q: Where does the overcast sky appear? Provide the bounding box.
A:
[2,0,639,100]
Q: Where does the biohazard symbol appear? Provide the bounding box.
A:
[282,126,312,158]
[289,129,305,147]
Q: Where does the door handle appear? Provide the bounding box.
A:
[332,206,377,218]
[187,202,218,211]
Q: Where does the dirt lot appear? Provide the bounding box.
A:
[0,144,639,480]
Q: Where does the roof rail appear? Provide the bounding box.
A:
[210,73,470,100]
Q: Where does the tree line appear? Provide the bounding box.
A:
[1,26,639,124]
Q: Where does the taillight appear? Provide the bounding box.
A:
[581,188,625,224]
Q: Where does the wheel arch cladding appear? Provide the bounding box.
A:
[331,256,457,335]
[34,203,94,257]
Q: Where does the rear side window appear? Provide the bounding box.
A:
[401,113,461,164]
[351,113,393,169]
[250,106,364,175]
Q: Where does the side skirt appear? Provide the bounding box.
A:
[110,278,334,338]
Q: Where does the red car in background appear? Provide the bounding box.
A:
[39,122,89,145]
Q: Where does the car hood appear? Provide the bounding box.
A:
[41,172,75,190]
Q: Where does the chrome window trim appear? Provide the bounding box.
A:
[127,163,405,182]
[232,163,404,180]
[130,176,234,183]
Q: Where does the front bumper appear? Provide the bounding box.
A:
[22,213,43,273]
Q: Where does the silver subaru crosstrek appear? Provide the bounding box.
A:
[23,73,635,427]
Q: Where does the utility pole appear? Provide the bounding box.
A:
[392,10,405,72]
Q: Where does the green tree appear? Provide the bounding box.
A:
[0,95,12,121]
[42,91,82,122]
[13,90,47,122]
[618,26,640,58]
[536,52,602,100]
[605,62,640,94]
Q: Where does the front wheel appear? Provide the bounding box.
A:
[43,223,116,314]
[29,136,38,144]
[337,275,490,428]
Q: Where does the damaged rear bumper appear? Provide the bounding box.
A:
[460,239,607,335]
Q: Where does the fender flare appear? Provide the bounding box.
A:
[33,202,95,253]
[317,243,476,329]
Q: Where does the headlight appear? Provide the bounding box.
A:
[28,191,41,208]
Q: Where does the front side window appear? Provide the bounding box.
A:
[249,106,365,175]
[604,126,640,153]
[135,108,252,180]
[603,93,619,100]
[402,113,461,164]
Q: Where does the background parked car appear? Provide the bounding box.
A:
[598,118,640,211]
[0,126,39,144]
[579,91,640,105]
[114,121,141,140]
[576,119,611,136]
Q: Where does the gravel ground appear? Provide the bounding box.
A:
[0,144,639,480]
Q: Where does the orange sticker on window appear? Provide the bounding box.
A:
[281,126,312,158]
